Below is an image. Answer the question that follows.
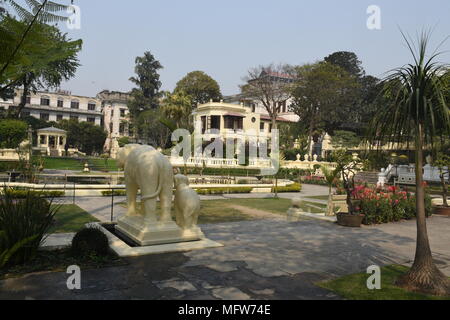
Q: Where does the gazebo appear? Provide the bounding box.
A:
[36,127,67,157]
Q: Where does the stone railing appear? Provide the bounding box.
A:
[378,164,449,186]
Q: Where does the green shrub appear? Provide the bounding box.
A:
[0,161,19,172]
[272,183,302,193]
[71,227,109,258]
[101,190,127,197]
[0,188,58,266]
[360,193,433,225]
[0,189,65,199]
[195,187,253,195]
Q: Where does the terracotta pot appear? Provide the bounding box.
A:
[434,206,450,216]
[336,213,364,227]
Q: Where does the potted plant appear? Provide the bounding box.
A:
[333,149,365,227]
[433,153,450,215]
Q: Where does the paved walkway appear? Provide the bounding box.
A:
[1,212,449,300]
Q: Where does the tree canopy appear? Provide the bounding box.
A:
[128,51,163,139]
[0,118,27,148]
[174,71,222,106]
[0,16,82,110]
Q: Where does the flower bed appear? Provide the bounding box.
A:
[351,185,433,225]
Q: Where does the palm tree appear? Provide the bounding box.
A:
[367,31,450,296]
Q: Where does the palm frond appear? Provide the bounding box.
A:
[366,31,450,150]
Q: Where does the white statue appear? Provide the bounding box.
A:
[174,174,201,230]
[115,144,204,246]
[304,154,309,162]
[116,144,174,223]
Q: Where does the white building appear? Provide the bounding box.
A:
[97,90,131,157]
[0,89,103,126]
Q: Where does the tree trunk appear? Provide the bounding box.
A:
[396,123,450,296]
[441,172,448,207]
[326,185,334,216]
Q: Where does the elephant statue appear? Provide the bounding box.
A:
[174,174,200,230]
[117,144,174,223]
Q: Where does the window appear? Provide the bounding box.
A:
[251,104,256,113]
[57,99,64,108]
[87,117,96,123]
[120,109,126,117]
[71,100,79,109]
[88,103,96,111]
[40,97,50,106]
[40,135,46,145]
[201,116,207,134]
[210,116,221,130]
[260,122,265,131]
[22,111,30,117]
[119,123,125,134]
[40,113,49,121]
[57,114,63,121]
[70,115,79,121]
[251,117,256,123]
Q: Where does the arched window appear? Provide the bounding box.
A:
[40,95,50,106]
[88,101,96,111]
[71,99,80,109]
[57,97,64,108]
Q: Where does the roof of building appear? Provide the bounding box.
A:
[37,127,67,133]
[260,115,295,123]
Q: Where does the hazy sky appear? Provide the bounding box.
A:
[24,0,450,97]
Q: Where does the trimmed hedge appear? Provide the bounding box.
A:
[0,190,65,199]
[175,166,261,177]
[272,183,302,193]
[195,187,253,195]
[101,190,127,197]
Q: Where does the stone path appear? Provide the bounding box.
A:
[227,204,285,220]
[2,213,449,300]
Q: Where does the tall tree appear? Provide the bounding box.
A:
[128,51,163,139]
[366,32,450,296]
[174,70,222,107]
[137,108,171,149]
[161,90,194,130]
[324,51,365,78]
[241,64,294,131]
[290,62,359,155]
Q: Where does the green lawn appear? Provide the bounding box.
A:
[305,195,329,201]
[43,157,84,170]
[119,201,254,224]
[119,198,327,224]
[87,158,119,172]
[318,265,450,300]
[42,157,118,172]
[49,204,99,234]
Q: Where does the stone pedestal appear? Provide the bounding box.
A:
[116,215,205,246]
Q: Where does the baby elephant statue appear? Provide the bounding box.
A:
[174,174,200,230]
